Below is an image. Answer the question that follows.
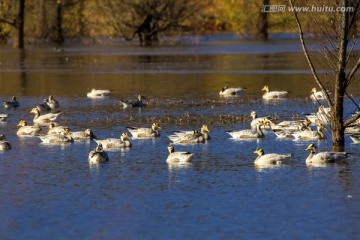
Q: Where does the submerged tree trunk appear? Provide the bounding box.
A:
[38,0,48,39]
[138,15,158,46]
[331,75,345,151]
[55,0,64,44]
[13,0,25,48]
[79,0,86,37]
[331,0,349,151]
[258,0,269,41]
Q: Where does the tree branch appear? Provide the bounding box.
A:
[348,0,360,30]
[0,18,15,26]
[288,0,333,106]
[346,37,357,64]
[347,57,360,86]
[336,0,349,87]
[344,90,360,111]
[344,111,360,127]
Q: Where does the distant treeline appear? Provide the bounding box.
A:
[0,0,358,47]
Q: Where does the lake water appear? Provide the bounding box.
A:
[1,37,360,239]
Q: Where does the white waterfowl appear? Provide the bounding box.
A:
[271,126,309,139]
[169,125,211,143]
[219,86,246,96]
[0,134,12,150]
[87,89,111,98]
[226,121,266,139]
[166,145,195,164]
[262,86,288,99]
[3,96,20,108]
[345,112,360,135]
[344,112,360,133]
[266,118,311,131]
[305,105,330,124]
[48,122,68,135]
[310,87,326,101]
[305,144,348,164]
[254,148,291,165]
[119,95,147,108]
[16,120,42,136]
[267,119,312,138]
[176,125,211,138]
[30,108,62,125]
[71,129,96,140]
[250,111,270,128]
[349,134,360,144]
[345,123,360,134]
[88,143,109,163]
[291,124,327,140]
[169,130,206,144]
[0,113,8,122]
[126,123,161,138]
[275,120,303,129]
[94,133,132,149]
[39,129,74,144]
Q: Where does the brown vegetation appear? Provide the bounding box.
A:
[2,0,358,47]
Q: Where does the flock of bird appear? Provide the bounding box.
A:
[1,86,359,167]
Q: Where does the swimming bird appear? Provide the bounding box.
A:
[119,95,147,108]
[3,96,20,108]
[254,148,291,165]
[276,126,312,139]
[166,145,195,164]
[305,144,348,164]
[266,118,311,131]
[345,124,360,134]
[305,105,330,124]
[39,128,74,143]
[71,129,96,140]
[250,111,270,128]
[0,113,8,122]
[30,108,62,125]
[0,134,12,150]
[47,95,61,111]
[88,143,109,163]
[226,121,266,139]
[126,123,161,138]
[94,133,132,149]
[169,130,207,144]
[261,86,288,99]
[291,124,327,140]
[219,86,246,96]
[310,87,326,101]
[16,120,42,136]
[349,134,360,144]
[36,98,52,113]
[169,125,211,144]
[47,122,68,135]
[87,89,111,98]
[267,118,312,138]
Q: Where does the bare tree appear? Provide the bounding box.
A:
[55,0,65,44]
[289,0,360,150]
[98,0,207,46]
[0,0,25,48]
[258,0,270,41]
